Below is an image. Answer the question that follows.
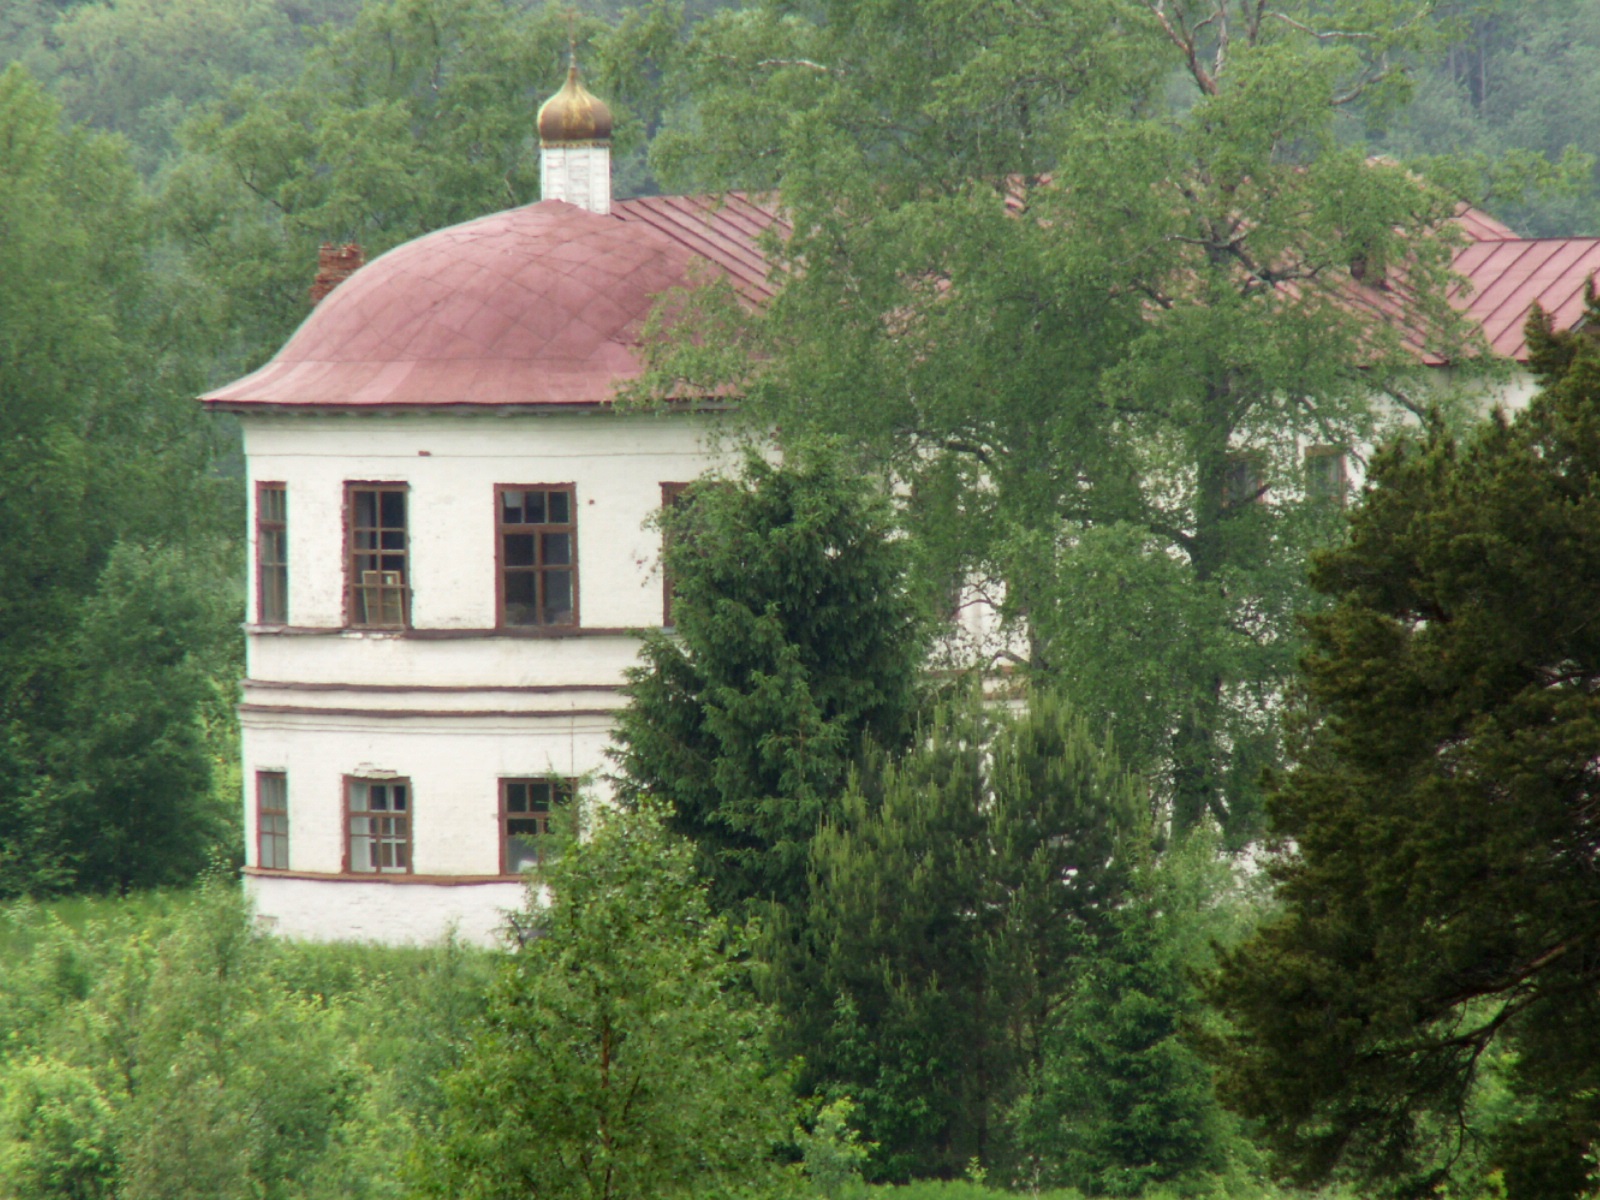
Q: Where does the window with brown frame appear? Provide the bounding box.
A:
[1304,446,1349,505]
[500,777,573,872]
[257,484,287,624]
[346,778,410,873]
[660,481,690,626]
[348,485,408,628]
[256,771,289,870]
[497,486,576,627]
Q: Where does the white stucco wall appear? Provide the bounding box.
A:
[236,409,730,943]
[244,410,727,643]
[540,145,611,216]
[242,709,616,874]
[245,872,528,945]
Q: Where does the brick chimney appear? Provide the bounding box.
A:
[310,243,364,305]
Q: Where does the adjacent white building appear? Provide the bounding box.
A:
[203,61,783,943]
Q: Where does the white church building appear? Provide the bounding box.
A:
[204,60,783,943]
[205,59,1600,945]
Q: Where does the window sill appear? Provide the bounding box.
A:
[244,624,649,639]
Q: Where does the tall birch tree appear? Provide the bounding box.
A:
[649,0,1483,838]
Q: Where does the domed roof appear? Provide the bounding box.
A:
[202,200,699,409]
[538,63,613,145]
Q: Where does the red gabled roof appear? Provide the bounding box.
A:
[613,192,786,304]
[1332,205,1600,366]
[1454,205,1519,244]
[1449,234,1600,361]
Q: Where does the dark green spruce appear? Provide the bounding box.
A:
[1211,294,1600,1200]
[610,449,925,915]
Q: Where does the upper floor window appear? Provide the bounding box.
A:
[1222,454,1266,509]
[348,485,408,628]
[347,778,410,873]
[256,771,289,870]
[497,486,576,627]
[501,777,573,872]
[1305,447,1349,505]
[256,484,287,624]
[660,481,690,626]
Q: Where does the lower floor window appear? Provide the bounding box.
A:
[501,778,573,872]
[348,778,410,873]
[257,772,289,870]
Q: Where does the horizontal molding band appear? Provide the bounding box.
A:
[238,703,620,720]
[242,679,625,695]
[209,400,731,416]
[246,624,652,639]
[244,866,524,886]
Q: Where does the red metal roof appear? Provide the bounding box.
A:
[202,185,1590,411]
[1454,204,1519,243]
[202,195,786,410]
[614,192,785,304]
[1450,235,1600,361]
[1329,207,1600,365]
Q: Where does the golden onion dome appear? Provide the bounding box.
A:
[537,60,613,146]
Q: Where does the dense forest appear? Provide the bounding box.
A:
[3,0,1600,1198]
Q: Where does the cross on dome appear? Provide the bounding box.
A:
[537,37,613,146]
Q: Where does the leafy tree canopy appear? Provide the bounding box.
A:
[0,64,239,897]
[645,0,1485,839]
[1211,296,1600,1200]
[1363,0,1600,236]
[164,0,691,371]
[414,802,795,1200]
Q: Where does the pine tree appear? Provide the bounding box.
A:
[779,689,1149,1181]
[1211,296,1600,1199]
[610,449,926,914]
[1011,835,1250,1196]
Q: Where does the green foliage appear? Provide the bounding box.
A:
[0,885,495,1200]
[111,894,358,1200]
[163,0,688,372]
[52,544,241,893]
[647,0,1483,841]
[1210,297,1600,1199]
[855,1182,1085,1200]
[0,65,240,898]
[611,449,926,913]
[0,1058,117,1200]
[777,689,1149,1182]
[798,1098,875,1200]
[1010,834,1261,1196]
[42,0,315,174]
[415,802,795,1200]
[1363,2,1600,235]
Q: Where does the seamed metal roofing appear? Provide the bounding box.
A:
[1454,205,1520,244]
[202,194,787,411]
[1450,234,1600,361]
[200,182,1594,412]
[613,192,786,305]
[1305,206,1600,366]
